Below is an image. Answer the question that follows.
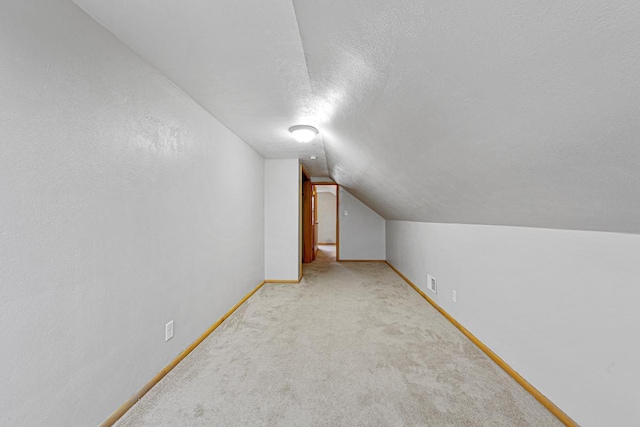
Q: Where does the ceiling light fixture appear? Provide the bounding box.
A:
[289,125,318,143]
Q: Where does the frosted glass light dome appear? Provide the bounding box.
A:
[289,125,319,143]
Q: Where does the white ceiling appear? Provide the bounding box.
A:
[74,0,640,233]
[72,0,329,176]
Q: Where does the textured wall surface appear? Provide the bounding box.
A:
[5,1,640,425]
[317,192,337,243]
[265,159,301,281]
[386,220,640,426]
[339,189,385,260]
[294,0,640,233]
[0,1,264,425]
[72,0,329,177]
[73,0,640,233]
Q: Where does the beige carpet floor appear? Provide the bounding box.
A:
[116,246,561,426]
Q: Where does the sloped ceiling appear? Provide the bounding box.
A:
[72,0,329,176]
[73,0,640,233]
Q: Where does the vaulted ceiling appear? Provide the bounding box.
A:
[73,0,640,233]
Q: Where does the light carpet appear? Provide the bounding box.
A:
[115,246,561,426]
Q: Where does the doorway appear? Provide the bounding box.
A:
[301,172,316,264]
[301,169,340,266]
[306,182,338,263]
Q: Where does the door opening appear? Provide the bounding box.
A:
[301,171,315,264]
[301,171,339,267]
[312,182,339,262]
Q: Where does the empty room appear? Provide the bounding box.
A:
[2,1,639,426]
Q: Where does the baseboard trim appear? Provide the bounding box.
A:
[385,261,577,427]
[99,280,267,427]
[318,242,336,245]
[339,259,386,263]
[265,278,301,284]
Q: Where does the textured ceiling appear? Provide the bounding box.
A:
[294,0,640,233]
[72,0,329,176]
[74,0,640,233]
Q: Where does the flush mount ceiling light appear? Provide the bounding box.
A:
[289,125,319,143]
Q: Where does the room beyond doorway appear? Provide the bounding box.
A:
[302,180,339,265]
[317,244,336,261]
[315,185,338,244]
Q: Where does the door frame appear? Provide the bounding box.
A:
[301,171,314,264]
[299,166,341,278]
[310,181,340,261]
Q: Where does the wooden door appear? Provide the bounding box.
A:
[302,179,314,263]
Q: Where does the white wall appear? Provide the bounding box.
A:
[386,220,640,427]
[339,188,385,260]
[265,159,300,280]
[317,191,337,244]
[0,2,265,426]
[311,177,335,183]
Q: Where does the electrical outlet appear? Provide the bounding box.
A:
[427,274,437,294]
[452,289,457,303]
[344,210,348,216]
[165,320,174,341]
